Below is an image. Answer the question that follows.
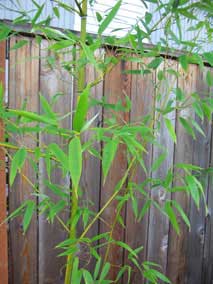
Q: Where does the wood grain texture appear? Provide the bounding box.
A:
[167,64,198,284]
[186,66,212,284]
[99,49,131,281]
[147,59,177,274]
[0,40,8,284]
[77,50,104,270]
[124,57,155,284]
[8,36,39,284]
[38,40,72,284]
[201,68,213,284]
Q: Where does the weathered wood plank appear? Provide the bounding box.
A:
[0,40,8,284]
[167,64,198,284]
[8,36,39,284]
[99,49,131,281]
[186,66,212,284]
[38,40,72,284]
[147,59,177,274]
[201,68,213,284]
[124,57,155,284]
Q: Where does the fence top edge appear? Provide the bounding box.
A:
[1,19,212,67]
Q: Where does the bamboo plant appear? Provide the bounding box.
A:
[0,0,213,283]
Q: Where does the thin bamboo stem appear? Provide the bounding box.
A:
[64,1,88,283]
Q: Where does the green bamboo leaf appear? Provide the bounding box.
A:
[151,151,167,172]
[10,39,28,50]
[40,27,70,40]
[40,95,56,119]
[145,12,152,25]
[206,70,213,87]
[179,55,188,71]
[179,117,195,139]
[0,23,11,41]
[164,117,176,143]
[82,270,94,284]
[23,200,35,233]
[171,200,190,229]
[150,269,171,283]
[201,102,212,121]
[53,6,60,18]
[164,201,180,234]
[116,241,138,258]
[4,202,26,224]
[147,57,163,69]
[32,3,45,25]
[115,266,129,282]
[96,12,102,22]
[138,199,151,221]
[71,258,82,284]
[10,148,27,186]
[8,109,57,126]
[94,258,101,280]
[102,137,119,183]
[131,196,138,219]
[192,101,204,120]
[185,175,200,208]
[73,87,90,132]
[191,120,205,137]
[98,0,122,34]
[175,163,202,171]
[81,112,100,132]
[49,200,66,222]
[175,87,185,101]
[99,262,110,282]
[48,143,69,170]
[49,40,74,51]
[81,42,97,67]
[44,180,68,198]
[69,137,82,189]
[203,52,213,67]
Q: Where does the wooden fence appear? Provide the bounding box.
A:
[0,35,213,284]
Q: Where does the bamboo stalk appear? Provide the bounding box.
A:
[64,1,88,283]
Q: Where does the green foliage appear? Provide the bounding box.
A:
[102,137,119,183]
[69,136,82,190]
[98,0,122,35]
[1,0,213,283]
[10,148,27,186]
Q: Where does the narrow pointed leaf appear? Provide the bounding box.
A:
[151,151,167,172]
[48,143,69,170]
[164,117,176,143]
[10,148,27,186]
[102,137,119,183]
[164,201,180,234]
[179,117,195,139]
[23,201,35,233]
[69,137,82,189]
[73,87,90,132]
[98,0,122,34]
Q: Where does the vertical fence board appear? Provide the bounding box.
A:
[147,60,177,273]
[8,36,39,284]
[78,50,104,270]
[0,40,8,284]
[202,86,213,283]
[167,64,197,284]
[201,67,213,284]
[124,57,155,284]
[187,66,212,284]
[99,50,131,280]
[4,36,213,284]
[38,40,72,284]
